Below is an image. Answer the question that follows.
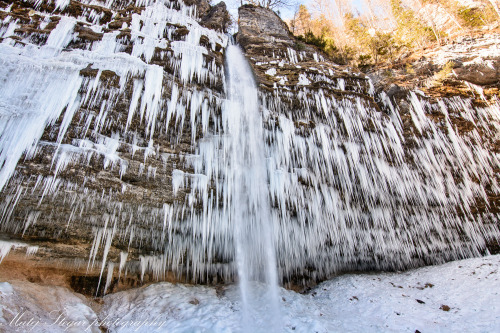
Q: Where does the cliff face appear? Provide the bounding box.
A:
[369,33,500,104]
[237,5,499,285]
[0,0,231,293]
[0,2,498,294]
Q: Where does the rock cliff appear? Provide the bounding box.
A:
[0,0,231,294]
[0,2,498,294]
[236,5,499,286]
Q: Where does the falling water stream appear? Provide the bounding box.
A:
[225,42,281,331]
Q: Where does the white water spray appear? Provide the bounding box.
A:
[225,43,281,331]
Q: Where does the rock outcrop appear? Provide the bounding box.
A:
[368,33,500,104]
[200,1,231,32]
[237,4,296,54]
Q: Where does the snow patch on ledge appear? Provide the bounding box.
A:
[265,68,277,76]
[297,73,311,86]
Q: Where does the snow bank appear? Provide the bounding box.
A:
[100,255,500,332]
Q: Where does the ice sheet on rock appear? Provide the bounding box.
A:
[0,19,18,38]
[0,48,83,191]
[171,39,208,84]
[129,0,227,84]
[43,16,76,56]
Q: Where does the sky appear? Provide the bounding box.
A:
[222,0,367,22]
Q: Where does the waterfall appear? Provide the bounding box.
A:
[225,43,281,331]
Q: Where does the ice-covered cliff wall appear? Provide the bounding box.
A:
[0,0,232,291]
[237,5,500,285]
[0,2,498,292]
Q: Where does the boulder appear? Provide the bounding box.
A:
[453,57,500,85]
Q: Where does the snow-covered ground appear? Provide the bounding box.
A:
[0,281,100,333]
[1,255,499,332]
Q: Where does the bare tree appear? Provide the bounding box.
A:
[245,0,295,10]
[310,0,337,21]
[288,5,302,34]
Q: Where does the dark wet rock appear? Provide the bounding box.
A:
[386,84,405,100]
[200,2,230,32]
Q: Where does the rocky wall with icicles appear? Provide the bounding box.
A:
[0,1,498,291]
[236,4,500,285]
[0,0,232,289]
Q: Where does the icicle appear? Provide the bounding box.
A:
[0,241,14,263]
[104,262,115,295]
[140,65,164,139]
[118,252,128,280]
[26,246,39,257]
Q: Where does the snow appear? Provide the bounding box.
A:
[0,281,100,333]
[100,255,500,332]
[297,74,311,86]
[298,257,500,332]
[265,68,277,76]
[2,255,494,333]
